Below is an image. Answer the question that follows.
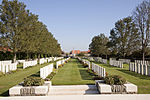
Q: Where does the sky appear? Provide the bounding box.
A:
[12,0,144,52]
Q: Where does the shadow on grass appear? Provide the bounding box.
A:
[17,63,23,69]
[30,71,40,77]
[117,69,150,80]
[0,90,9,97]
[79,69,94,80]
[77,64,85,68]
[94,62,117,68]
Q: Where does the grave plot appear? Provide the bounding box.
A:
[23,60,38,69]
[93,61,150,94]
[8,57,70,96]
[109,58,123,68]
[129,60,150,76]
[56,58,70,69]
[81,57,137,94]
[40,63,54,79]
[0,60,17,74]
[0,58,59,96]
[92,57,107,64]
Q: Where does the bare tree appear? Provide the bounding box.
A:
[133,0,150,61]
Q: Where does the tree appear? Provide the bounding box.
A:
[0,0,27,62]
[133,0,150,61]
[107,29,119,56]
[109,17,141,58]
[19,13,39,59]
[89,33,109,57]
[0,0,62,61]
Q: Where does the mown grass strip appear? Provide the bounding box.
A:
[52,59,95,85]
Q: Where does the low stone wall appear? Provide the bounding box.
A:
[9,81,51,96]
[96,80,137,94]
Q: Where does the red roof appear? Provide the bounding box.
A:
[71,50,90,54]
[71,50,80,54]
[0,46,12,52]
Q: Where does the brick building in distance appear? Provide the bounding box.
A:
[0,46,12,52]
[70,50,90,56]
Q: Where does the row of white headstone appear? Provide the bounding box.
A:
[23,60,38,69]
[83,60,91,69]
[100,59,107,64]
[129,62,150,76]
[93,57,102,62]
[92,63,106,77]
[78,57,91,69]
[47,58,53,62]
[0,60,17,74]
[39,58,48,64]
[24,57,58,68]
[40,63,54,79]
[119,59,131,64]
[53,57,64,61]
[39,57,62,64]
[109,58,123,68]
[56,58,70,69]
[88,57,94,61]
[92,57,107,64]
[16,60,26,64]
[135,60,150,66]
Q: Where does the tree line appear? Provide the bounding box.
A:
[89,0,150,60]
[0,0,62,62]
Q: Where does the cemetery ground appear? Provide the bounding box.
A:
[51,59,95,85]
[0,62,53,96]
[94,62,150,94]
[1,58,150,97]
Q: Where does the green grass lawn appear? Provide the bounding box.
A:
[94,62,150,94]
[51,59,95,85]
[0,62,52,96]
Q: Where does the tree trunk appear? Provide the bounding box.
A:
[18,53,20,60]
[142,46,145,62]
[38,54,40,59]
[143,52,145,61]
[29,53,31,60]
[13,52,16,63]
[27,53,29,61]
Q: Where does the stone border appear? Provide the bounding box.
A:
[96,80,137,94]
[9,81,51,96]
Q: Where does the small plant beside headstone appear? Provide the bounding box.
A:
[97,75,137,94]
[9,76,51,96]
[104,75,126,85]
[23,76,44,86]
